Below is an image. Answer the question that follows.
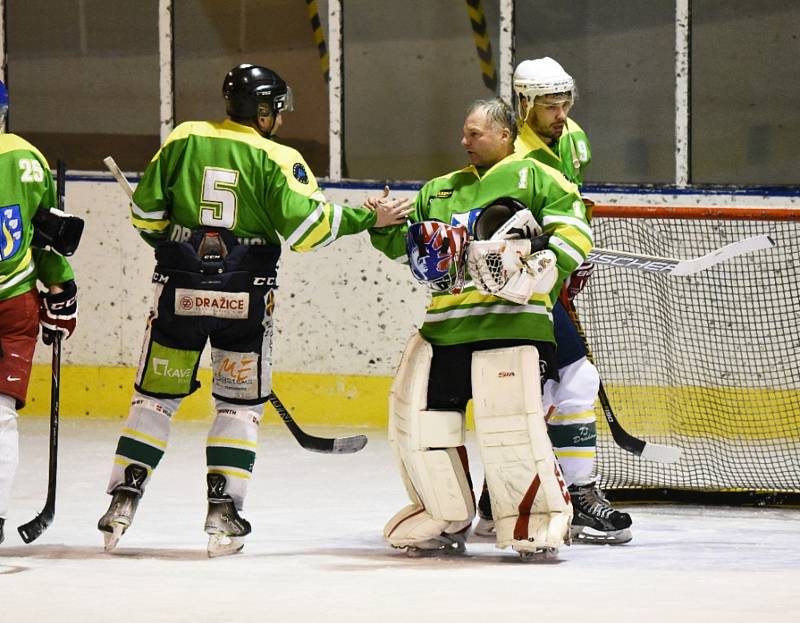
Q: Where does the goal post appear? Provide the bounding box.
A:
[578,204,800,506]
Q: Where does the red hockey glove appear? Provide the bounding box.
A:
[40,280,78,344]
[566,262,594,300]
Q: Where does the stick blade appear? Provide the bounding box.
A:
[672,234,776,276]
[639,442,682,464]
[331,435,369,454]
[17,509,54,544]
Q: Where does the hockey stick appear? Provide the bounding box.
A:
[563,296,682,464]
[103,156,135,200]
[103,156,368,455]
[267,393,368,454]
[17,161,67,543]
[588,235,775,276]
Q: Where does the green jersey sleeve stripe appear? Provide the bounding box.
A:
[550,235,586,267]
[285,202,335,250]
[542,214,592,239]
[130,202,167,220]
[131,215,170,232]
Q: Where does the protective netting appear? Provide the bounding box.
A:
[577,208,800,505]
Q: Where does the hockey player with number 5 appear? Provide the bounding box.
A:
[0,80,79,544]
[97,64,409,557]
[473,57,632,544]
[367,98,592,560]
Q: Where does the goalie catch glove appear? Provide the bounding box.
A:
[466,240,558,305]
[40,280,78,344]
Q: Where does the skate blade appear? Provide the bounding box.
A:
[102,523,127,552]
[207,534,245,558]
[517,547,559,562]
[401,539,466,558]
[571,526,633,545]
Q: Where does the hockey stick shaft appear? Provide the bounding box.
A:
[18,162,67,543]
[588,235,774,276]
[562,296,681,463]
[103,156,367,455]
[267,393,368,454]
[103,156,135,200]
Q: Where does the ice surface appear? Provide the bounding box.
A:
[2,418,799,622]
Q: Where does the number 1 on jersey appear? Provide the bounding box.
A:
[200,167,239,228]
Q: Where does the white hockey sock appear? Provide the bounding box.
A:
[0,394,19,517]
[206,400,262,510]
[107,392,181,493]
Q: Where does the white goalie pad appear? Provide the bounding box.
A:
[386,333,475,537]
[471,346,572,552]
[467,240,558,304]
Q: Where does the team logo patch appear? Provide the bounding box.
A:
[0,204,24,261]
[174,288,249,319]
[212,350,260,400]
[427,189,454,205]
[292,163,309,184]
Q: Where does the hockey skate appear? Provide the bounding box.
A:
[569,480,632,544]
[205,474,251,558]
[97,464,147,552]
[402,532,467,558]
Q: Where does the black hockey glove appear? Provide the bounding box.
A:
[40,280,78,344]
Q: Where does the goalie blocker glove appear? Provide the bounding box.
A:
[40,280,78,344]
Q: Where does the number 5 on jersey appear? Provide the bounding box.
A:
[201,167,239,228]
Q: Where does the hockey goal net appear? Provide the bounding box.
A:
[578,205,800,505]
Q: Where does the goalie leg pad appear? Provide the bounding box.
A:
[471,346,572,552]
[384,334,475,547]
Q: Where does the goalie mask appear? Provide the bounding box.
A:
[406,221,469,294]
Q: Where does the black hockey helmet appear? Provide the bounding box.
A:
[222,64,293,122]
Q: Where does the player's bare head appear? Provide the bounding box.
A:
[461,98,516,168]
[0,80,7,133]
[513,57,576,139]
[222,64,293,138]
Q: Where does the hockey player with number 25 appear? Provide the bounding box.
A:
[97,63,409,557]
[0,80,79,545]
[367,98,592,560]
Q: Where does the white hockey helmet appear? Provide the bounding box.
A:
[513,57,576,120]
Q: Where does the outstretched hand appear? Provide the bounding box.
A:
[364,185,412,227]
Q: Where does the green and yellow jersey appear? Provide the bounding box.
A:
[0,133,74,301]
[132,119,376,250]
[370,153,592,346]
[515,118,591,185]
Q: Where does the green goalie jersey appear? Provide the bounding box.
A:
[0,134,74,301]
[369,153,592,346]
[515,118,591,185]
[131,119,377,249]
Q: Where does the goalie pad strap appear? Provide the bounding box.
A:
[471,346,572,550]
